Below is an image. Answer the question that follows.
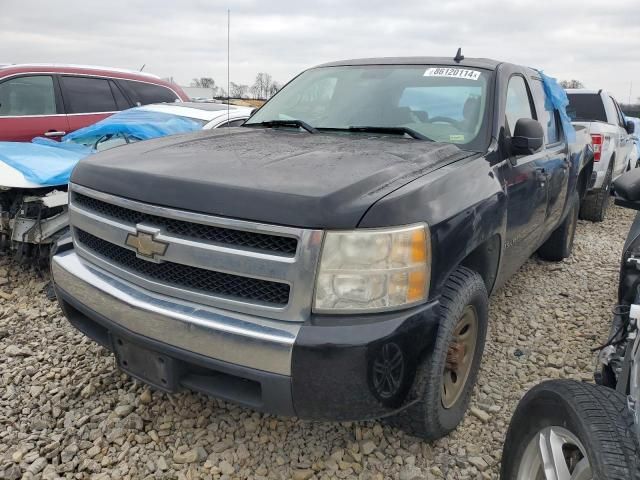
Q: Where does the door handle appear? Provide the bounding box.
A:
[44,130,66,137]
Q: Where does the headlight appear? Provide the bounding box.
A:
[313,224,430,313]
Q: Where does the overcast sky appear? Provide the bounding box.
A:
[2,0,639,101]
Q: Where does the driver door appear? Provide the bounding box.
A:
[501,75,548,277]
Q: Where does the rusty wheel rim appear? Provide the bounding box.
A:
[442,305,478,409]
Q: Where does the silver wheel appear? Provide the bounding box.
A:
[517,426,592,480]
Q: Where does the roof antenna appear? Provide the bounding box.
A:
[453,48,464,63]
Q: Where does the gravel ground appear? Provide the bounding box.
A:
[0,205,635,480]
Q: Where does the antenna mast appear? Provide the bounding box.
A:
[227,9,230,126]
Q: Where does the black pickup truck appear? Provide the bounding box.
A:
[51,56,593,439]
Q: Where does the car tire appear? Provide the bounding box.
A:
[386,266,488,440]
[580,162,613,222]
[538,192,579,262]
[501,380,640,480]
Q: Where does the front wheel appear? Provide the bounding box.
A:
[501,380,639,479]
[387,266,488,440]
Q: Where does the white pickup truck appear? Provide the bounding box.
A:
[566,89,636,221]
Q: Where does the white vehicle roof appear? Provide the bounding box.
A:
[565,88,610,96]
[139,103,252,125]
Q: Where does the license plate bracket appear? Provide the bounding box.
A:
[111,335,180,392]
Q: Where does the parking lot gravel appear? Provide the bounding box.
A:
[0,205,635,480]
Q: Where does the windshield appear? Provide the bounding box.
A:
[246,65,491,150]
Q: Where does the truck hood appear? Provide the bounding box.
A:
[71,128,473,228]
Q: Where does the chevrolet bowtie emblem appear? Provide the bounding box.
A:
[125,228,168,261]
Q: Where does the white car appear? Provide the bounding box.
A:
[566,89,636,221]
[0,102,253,261]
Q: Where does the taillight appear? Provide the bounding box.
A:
[591,134,603,162]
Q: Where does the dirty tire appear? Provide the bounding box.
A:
[538,192,579,261]
[580,163,612,222]
[501,380,640,480]
[386,267,488,440]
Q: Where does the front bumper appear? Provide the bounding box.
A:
[52,250,440,420]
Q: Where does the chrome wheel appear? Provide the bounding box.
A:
[442,305,478,409]
[517,426,592,480]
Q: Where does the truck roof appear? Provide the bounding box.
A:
[565,88,609,96]
[314,56,505,71]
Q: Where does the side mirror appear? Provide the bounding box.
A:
[613,168,640,209]
[626,120,635,135]
[511,118,544,157]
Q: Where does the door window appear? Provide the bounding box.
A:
[61,76,119,113]
[530,80,560,144]
[0,75,56,116]
[505,76,535,133]
[121,80,179,105]
[610,97,626,127]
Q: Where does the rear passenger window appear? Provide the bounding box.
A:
[0,75,56,116]
[61,76,118,113]
[121,80,178,105]
[505,76,535,133]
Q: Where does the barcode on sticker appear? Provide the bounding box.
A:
[424,67,481,80]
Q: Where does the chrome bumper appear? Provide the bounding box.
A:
[51,250,300,375]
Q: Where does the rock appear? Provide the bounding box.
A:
[468,456,489,471]
[114,404,134,417]
[60,444,79,463]
[470,406,491,423]
[5,344,30,356]
[157,456,169,471]
[360,440,377,455]
[3,464,21,480]
[211,439,234,453]
[399,465,424,480]
[292,468,314,480]
[219,460,235,475]
[139,389,152,404]
[26,457,47,475]
[173,446,207,464]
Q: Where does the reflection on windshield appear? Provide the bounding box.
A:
[246,65,490,149]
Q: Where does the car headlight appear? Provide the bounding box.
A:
[313,224,430,313]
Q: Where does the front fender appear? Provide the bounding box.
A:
[358,156,506,299]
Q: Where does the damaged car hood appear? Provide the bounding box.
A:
[71,128,474,228]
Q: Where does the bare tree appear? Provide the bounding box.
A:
[250,84,261,100]
[190,77,216,89]
[268,81,281,98]
[230,82,249,98]
[252,73,274,99]
[559,79,585,89]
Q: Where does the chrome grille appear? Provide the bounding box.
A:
[75,229,290,305]
[72,192,298,255]
[68,184,323,322]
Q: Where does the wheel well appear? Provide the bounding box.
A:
[577,158,594,201]
[460,235,501,294]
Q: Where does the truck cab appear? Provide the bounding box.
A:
[51,56,593,440]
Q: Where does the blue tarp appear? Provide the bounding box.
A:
[0,108,203,186]
[0,142,88,186]
[62,108,202,145]
[536,70,577,143]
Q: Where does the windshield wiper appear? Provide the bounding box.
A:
[345,126,432,141]
[248,119,318,134]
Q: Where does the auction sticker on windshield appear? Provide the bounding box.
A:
[424,67,481,80]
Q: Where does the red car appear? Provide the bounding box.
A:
[0,64,189,141]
